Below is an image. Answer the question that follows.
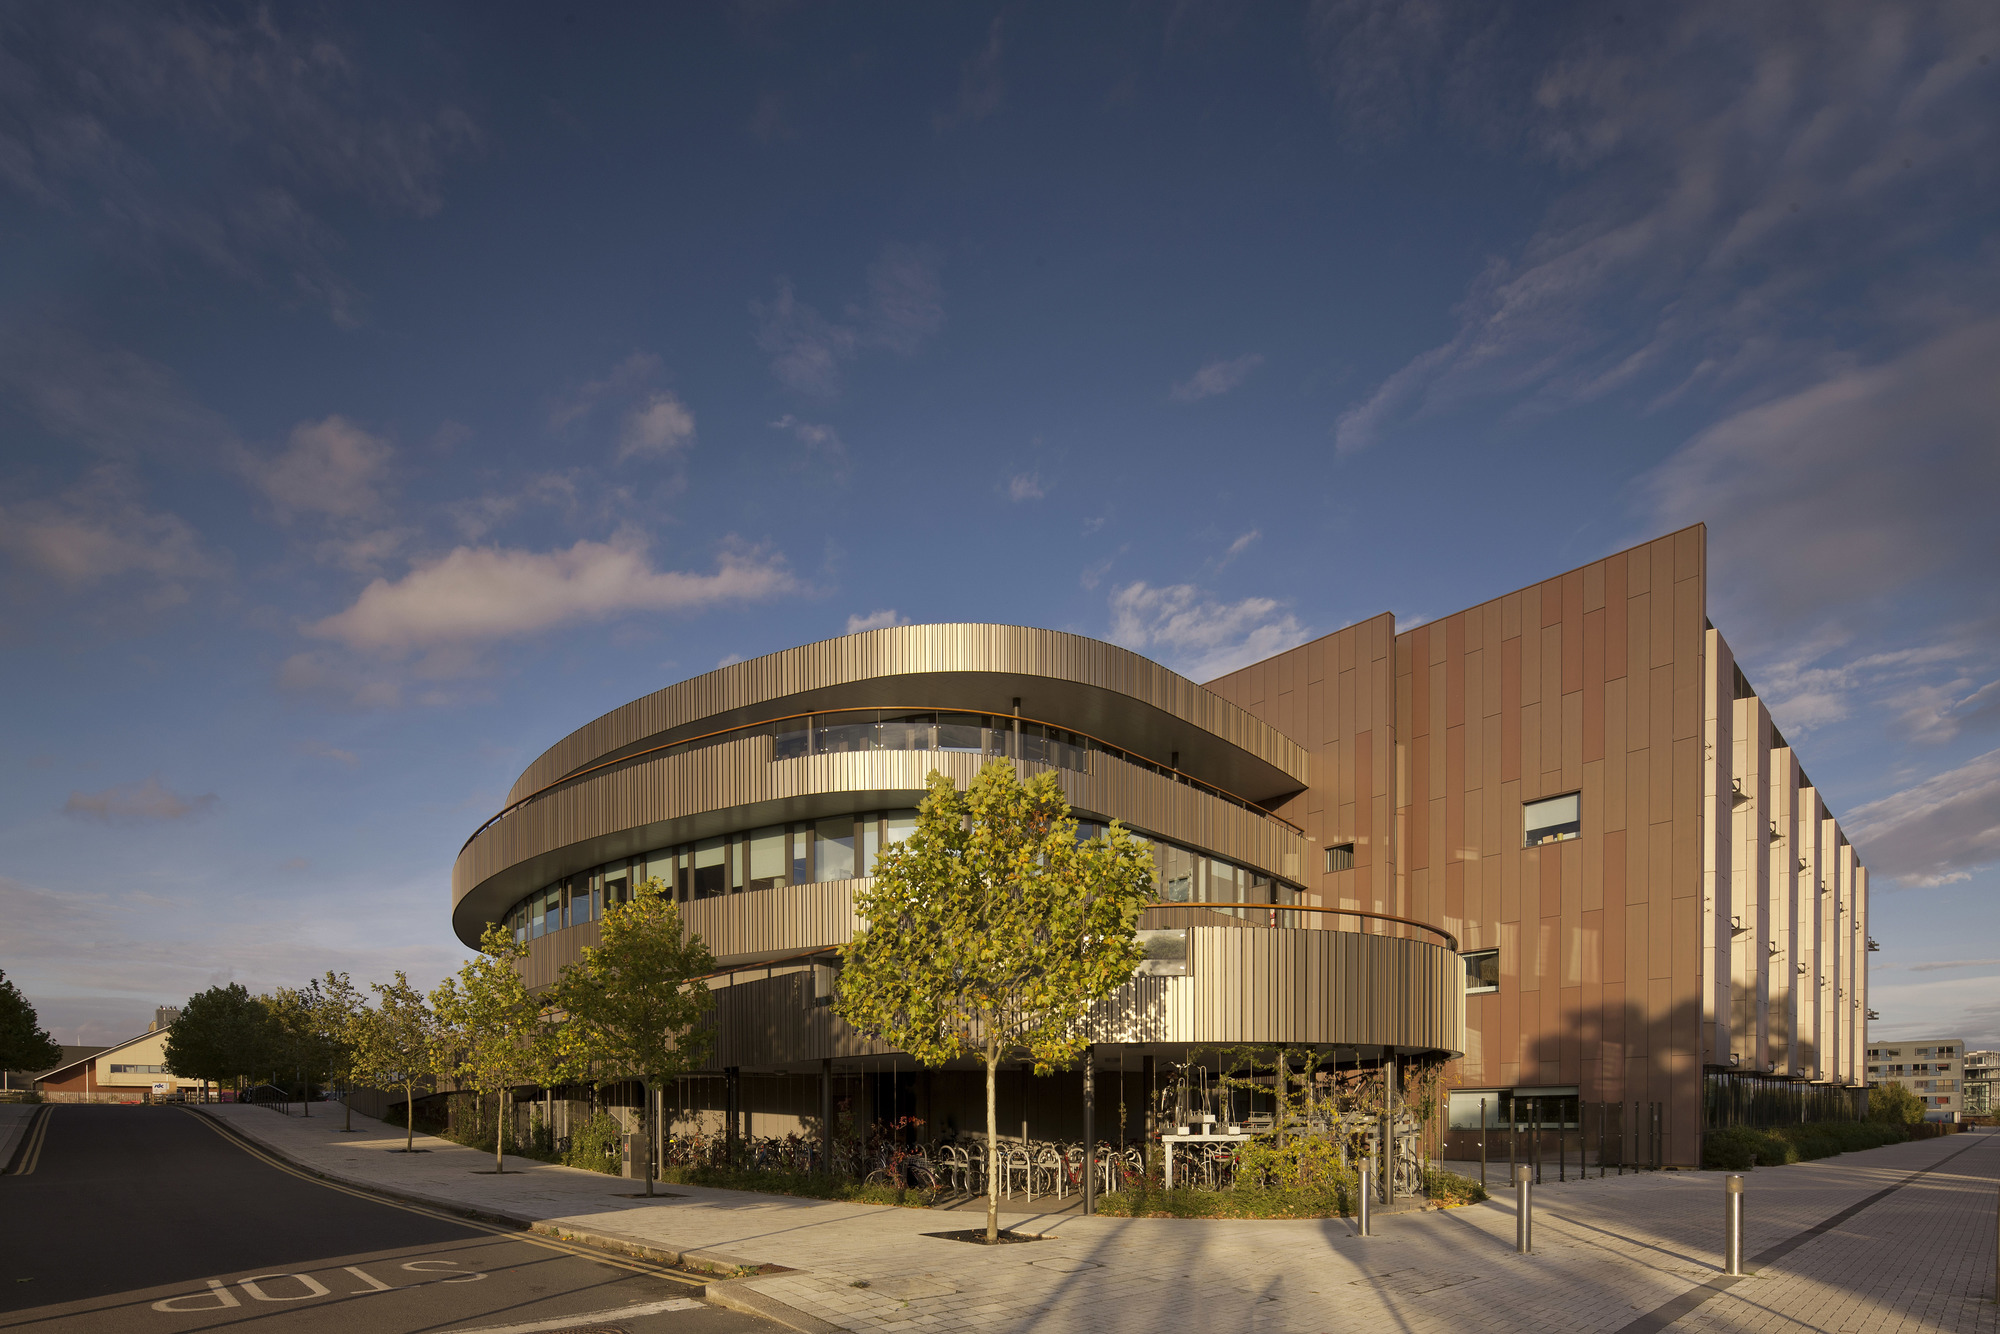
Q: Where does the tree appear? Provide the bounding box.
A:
[0,971,61,1081]
[552,878,715,1197]
[1869,1081,1925,1126]
[311,972,365,1131]
[265,986,333,1117]
[163,984,277,1095]
[834,761,1155,1242]
[351,972,443,1152]
[432,925,555,1173]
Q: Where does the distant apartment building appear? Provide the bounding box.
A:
[1964,1050,1995,1115]
[1866,1038,1964,1118]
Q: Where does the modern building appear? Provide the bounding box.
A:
[1964,1050,1995,1115]
[1866,1038,1966,1119]
[37,1010,209,1103]
[451,525,1871,1167]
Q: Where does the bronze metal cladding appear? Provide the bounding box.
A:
[455,739,1307,945]
[502,624,1311,807]
[702,926,1464,1068]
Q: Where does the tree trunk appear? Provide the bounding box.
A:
[495,1089,506,1172]
[643,1080,656,1196]
[404,1084,416,1151]
[985,1032,1000,1243]
[344,1082,353,1132]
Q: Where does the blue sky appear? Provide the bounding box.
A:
[2,3,1996,1049]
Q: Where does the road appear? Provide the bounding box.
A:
[0,1105,777,1334]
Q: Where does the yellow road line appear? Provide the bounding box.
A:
[11,1105,52,1175]
[179,1110,703,1287]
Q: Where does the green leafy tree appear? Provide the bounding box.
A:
[552,878,715,1196]
[351,972,443,1152]
[0,970,62,1079]
[834,761,1155,1241]
[163,984,277,1095]
[311,972,366,1131]
[432,925,555,1173]
[265,985,334,1117]
[1868,1080,1925,1126]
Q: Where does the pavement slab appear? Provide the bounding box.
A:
[197,1105,2000,1334]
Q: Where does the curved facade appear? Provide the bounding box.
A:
[453,624,1466,1084]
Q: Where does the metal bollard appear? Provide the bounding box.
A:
[1358,1165,1373,1236]
[1515,1163,1533,1254]
[1724,1174,1745,1276]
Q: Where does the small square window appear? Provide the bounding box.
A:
[1324,842,1355,873]
[1463,949,1499,994]
[1524,793,1580,847]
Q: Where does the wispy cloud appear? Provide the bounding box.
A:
[770,415,849,478]
[1171,353,1264,403]
[935,17,1005,134]
[1008,472,1045,502]
[0,5,478,323]
[1327,7,2000,452]
[295,739,359,768]
[63,776,217,823]
[1903,959,2000,973]
[1108,581,1307,682]
[1217,529,1261,568]
[617,392,696,461]
[548,353,696,464]
[754,243,944,396]
[1847,747,2000,889]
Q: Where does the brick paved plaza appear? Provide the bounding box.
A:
[199,1105,1999,1334]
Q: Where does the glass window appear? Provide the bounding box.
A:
[644,848,677,893]
[885,809,918,846]
[937,712,988,752]
[692,837,727,899]
[1134,929,1188,975]
[1325,842,1355,873]
[747,826,787,891]
[772,726,808,760]
[1464,949,1500,994]
[815,816,856,882]
[861,813,881,876]
[1447,1091,1506,1129]
[530,894,546,939]
[1162,845,1195,903]
[1524,793,1581,846]
[878,714,932,751]
[791,826,811,882]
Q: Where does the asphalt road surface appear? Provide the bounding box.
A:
[0,1105,778,1334]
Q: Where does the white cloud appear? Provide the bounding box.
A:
[63,776,217,823]
[245,415,394,521]
[0,467,224,592]
[1171,353,1264,403]
[307,536,794,654]
[754,244,944,396]
[845,609,909,635]
[1847,747,2000,888]
[617,391,696,461]
[1108,581,1308,682]
[1008,472,1045,502]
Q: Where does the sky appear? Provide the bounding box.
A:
[1,2,1996,1052]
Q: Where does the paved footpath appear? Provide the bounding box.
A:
[199,1105,2000,1334]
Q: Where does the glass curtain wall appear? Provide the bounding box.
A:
[507,812,1299,940]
